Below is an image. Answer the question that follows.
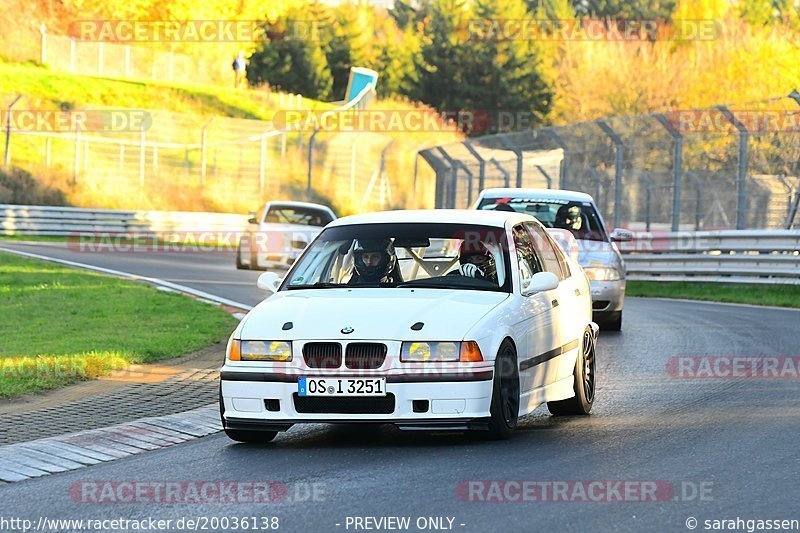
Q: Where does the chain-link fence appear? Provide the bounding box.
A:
[421,93,800,231]
[39,28,231,87]
[0,87,423,215]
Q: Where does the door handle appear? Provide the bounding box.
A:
[551,299,559,308]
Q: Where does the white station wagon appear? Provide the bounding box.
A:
[220,210,598,442]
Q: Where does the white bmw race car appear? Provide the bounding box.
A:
[220,209,598,442]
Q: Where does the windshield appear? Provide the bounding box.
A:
[478,197,608,242]
[282,223,511,293]
[264,205,333,227]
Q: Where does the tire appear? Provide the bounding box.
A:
[599,311,622,331]
[224,429,278,443]
[486,340,520,439]
[235,242,248,270]
[547,327,596,416]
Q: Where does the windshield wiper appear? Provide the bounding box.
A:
[285,281,344,290]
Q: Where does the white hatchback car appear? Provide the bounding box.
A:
[236,201,336,271]
[220,209,598,442]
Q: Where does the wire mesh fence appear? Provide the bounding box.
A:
[0,89,422,215]
[41,30,231,87]
[420,93,800,231]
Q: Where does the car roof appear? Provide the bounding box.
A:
[329,209,536,229]
[478,188,596,204]
[266,201,335,213]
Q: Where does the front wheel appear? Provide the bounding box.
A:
[486,340,520,439]
[235,242,249,270]
[547,327,596,416]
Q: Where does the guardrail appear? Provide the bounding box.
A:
[0,204,248,236]
[620,230,800,285]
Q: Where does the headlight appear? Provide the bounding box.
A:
[584,267,622,281]
[401,341,483,362]
[227,340,292,362]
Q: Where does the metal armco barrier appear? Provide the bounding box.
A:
[620,230,800,285]
[0,204,248,236]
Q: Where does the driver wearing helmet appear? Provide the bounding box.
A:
[554,203,583,232]
[349,239,401,284]
[453,240,498,284]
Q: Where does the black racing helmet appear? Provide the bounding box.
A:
[458,240,497,279]
[353,239,397,282]
[555,203,583,231]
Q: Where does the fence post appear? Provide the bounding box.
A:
[490,158,511,188]
[4,95,22,169]
[280,132,287,160]
[686,171,703,230]
[463,141,486,194]
[535,165,553,189]
[139,124,146,188]
[435,147,463,208]
[716,105,749,229]
[542,127,568,189]
[654,114,683,232]
[587,168,602,205]
[307,127,319,200]
[40,24,47,65]
[639,171,653,231]
[787,190,800,229]
[45,137,51,167]
[499,134,523,187]
[200,118,213,187]
[596,120,624,229]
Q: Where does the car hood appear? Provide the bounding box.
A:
[576,239,624,269]
[238,288,509,341]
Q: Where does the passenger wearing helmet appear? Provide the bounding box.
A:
[554,203,584,233]
[349,239,401,284]
[452,240,498,284]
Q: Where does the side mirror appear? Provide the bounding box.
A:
[247,217,258,225]
[610,228,633,242]
[521,271,559,296]
[257,271,282,292]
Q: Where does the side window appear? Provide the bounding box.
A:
[512,225,542,283]
[525,222,567,280]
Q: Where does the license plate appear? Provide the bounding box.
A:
[298,377,386,397]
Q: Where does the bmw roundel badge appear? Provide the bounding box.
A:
[341,327,354,334]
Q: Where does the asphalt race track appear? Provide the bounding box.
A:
[1,241,799,532]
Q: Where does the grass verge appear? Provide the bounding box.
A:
[627,281,800,309]
[0,251,238,397]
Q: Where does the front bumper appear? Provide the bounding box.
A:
[589,279,625,315]
[220,371,494,431]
